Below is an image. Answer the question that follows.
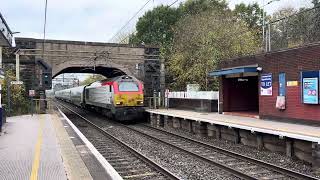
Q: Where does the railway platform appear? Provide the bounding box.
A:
[0,112,120,180]
[147,108,320,167]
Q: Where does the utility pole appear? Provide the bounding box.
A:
[160,58,165,107]
[15,53,20,81]
[262,0,280,52]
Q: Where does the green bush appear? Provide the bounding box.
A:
[2,69,30,116]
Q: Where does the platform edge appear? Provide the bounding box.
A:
[57,108,123,180]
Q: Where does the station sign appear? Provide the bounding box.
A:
[261,73,272,96]
[187,84,200,92]
[29,90,36,97]
[11,81,23,85]
[165,89,170,97]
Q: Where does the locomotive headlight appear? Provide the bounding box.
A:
[116,101,123,105]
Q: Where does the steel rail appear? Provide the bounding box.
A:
[56,102,180,180]
[140,124,319,180]
[57,101,255,179]
[118,124,258,180]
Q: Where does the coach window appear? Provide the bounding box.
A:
[279,73,286,96]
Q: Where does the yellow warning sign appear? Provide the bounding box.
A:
[287,81,298,86]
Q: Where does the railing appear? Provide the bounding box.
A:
[31,98,53,114]
[146,96,162,109]
[168,91,219,100]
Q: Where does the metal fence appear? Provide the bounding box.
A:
[267,5,320,52]
[32,99,53,114]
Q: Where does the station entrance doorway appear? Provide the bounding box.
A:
[222,76,259,117]
[210,66,260,118]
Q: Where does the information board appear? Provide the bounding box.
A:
[302,78,318,104]
[261,73,272,96]
[29,90,35,97]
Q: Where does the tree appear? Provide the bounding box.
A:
[80,74,106,85]
[129,0,228,47]
[233,3,263,32]
[168,10,259,90]
[178,0,228,15]
[267,7,319,50]
[311,0,320,42]
[129,5,181,46]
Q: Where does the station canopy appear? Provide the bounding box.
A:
[0,12,13,47]
[209,65,258,77]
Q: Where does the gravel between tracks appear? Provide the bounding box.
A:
[156,125,319,178]
[62,105,240,179]
[59,103,318,179]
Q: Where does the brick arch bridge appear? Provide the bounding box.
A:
[4,38,162,98]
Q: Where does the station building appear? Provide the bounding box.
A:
[210,43,320,123]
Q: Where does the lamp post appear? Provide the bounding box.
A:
[262,0,280,52]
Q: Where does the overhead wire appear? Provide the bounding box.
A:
[109,0,153,43]
[116,0,181,44]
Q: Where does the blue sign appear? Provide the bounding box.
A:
[261,73,272,96]
[303,78,319,104]
[279,73,286,96]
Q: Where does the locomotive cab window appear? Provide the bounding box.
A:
[118,82,139,92]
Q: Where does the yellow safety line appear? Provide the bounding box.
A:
[30,114,44,180]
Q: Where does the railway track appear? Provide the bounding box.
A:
[125,124,319,180]
[56,102,180,180]
[56,100,318,180]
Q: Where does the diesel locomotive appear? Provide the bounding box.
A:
[55,75,144,121]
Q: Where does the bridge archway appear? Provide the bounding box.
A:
[53,66,127,79]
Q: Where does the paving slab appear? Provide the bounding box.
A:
[0,114,67,180]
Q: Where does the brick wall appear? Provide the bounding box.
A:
[219,43,320,122]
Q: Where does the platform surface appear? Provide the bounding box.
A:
[147,109,320,143]
[0,114,92,180]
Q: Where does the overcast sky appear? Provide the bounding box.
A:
[1,0,313,43]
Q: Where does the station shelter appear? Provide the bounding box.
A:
[209,43,320,123]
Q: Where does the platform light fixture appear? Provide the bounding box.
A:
[256,67,263,72]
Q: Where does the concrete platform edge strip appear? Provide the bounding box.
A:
[57,108,123,180]
[147,110,320,144]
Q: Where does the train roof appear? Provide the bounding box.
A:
[97,75,138,84]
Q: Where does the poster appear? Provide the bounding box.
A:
[261,73,272,96]
[303,78,318,104]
